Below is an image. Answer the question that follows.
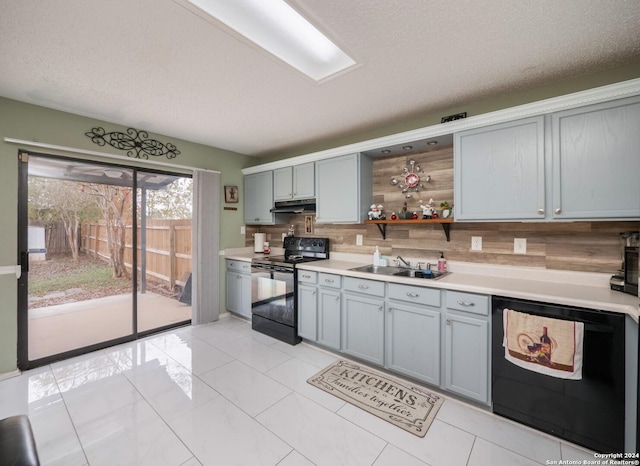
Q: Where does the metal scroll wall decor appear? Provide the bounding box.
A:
[85,127,181,160]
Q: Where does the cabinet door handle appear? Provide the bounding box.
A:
[325,279,334,284]
[302,274,311,279]
[312,291,316,295]
[358,284,369,289]
[538,208,544,215]
[446,319,452,325]
[388,307,393,312]
[335,296,340,301]
[554,208,562,214]
[457,300,475,306]
[378,306,383,311]
[236,276,241,280]
[406,292,419,297]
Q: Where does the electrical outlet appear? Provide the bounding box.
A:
[471,236,482,251]
[356,234,363,246]
[514,238,527,254]
[240,225,245,235]
[282,233,287,241]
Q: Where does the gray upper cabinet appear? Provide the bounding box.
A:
[551,96,640,219]
[273,163,315,201]
[454,116,545,221]
[244,171,274,224]
[315,153,373,224]
[455,96,640,222]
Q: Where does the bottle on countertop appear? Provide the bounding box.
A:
[437,251,447,272]
[373,246,380,266]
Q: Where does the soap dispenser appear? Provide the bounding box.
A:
[373,246,380,266]
[438,252,447,272]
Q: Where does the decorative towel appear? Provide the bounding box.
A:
[503,308,584,380]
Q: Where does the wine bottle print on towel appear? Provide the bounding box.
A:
[504,308,584,380]
[517,326,553,366]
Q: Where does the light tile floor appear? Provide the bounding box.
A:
[0,315,598,466]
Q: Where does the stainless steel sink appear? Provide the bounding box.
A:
[348,265,403,276]
[349,265,450,280]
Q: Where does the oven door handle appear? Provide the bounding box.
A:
[273,267,293,274]
[251,264,293,274]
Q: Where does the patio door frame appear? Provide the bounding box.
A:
[17,150,192,370]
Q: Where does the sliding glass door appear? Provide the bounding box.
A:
[17,153,192,369]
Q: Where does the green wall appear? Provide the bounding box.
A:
[0,97,252,374]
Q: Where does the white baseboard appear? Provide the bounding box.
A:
[0,369,21,381]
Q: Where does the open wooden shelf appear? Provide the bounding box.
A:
[365,218,453,241]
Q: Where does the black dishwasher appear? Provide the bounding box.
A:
[492,296,625,453]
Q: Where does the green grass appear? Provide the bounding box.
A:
[29,259,129,296]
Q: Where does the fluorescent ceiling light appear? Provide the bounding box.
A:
[186,0,356,81]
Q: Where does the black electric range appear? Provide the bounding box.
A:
[250,237,329,344]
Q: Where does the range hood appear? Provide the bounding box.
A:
[270,198,316,213]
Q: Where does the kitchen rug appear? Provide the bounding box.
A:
[307,360,444,437]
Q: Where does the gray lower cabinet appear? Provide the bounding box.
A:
[318,287,342,350]
[297,270,318,341]
[443,291,490,404]
[298,284,318,340]
[225,260,252,319]
[386,302,440,385]
[295,267,491,405]
[386,283,441,385]
[343,292,385,366]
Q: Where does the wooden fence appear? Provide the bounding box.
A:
[80,219,192,290]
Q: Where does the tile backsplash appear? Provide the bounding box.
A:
[245,148,639,273]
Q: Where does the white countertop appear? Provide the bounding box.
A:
[223,249,640,322]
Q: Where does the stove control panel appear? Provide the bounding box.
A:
[284,237,329,255]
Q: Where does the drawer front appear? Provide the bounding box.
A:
[319,273,341,288]
[343,276,385,297]
[226,260,251,274]
[446,291,489,316]
[388,283,440,307]
[298,270,317,284]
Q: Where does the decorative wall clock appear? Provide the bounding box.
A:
[390,159,430,198]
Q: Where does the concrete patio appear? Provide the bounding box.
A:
[28,292,191,360]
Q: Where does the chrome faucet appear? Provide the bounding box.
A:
[396,255,411,268]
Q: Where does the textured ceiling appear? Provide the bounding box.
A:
[1,0,639,157]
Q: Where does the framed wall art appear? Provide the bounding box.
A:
[224,185,239,203]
